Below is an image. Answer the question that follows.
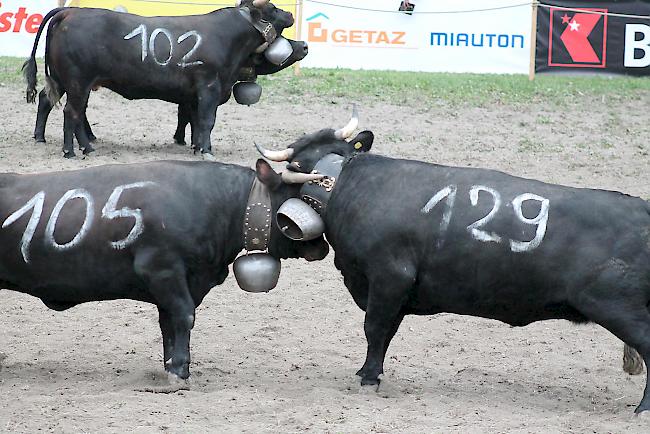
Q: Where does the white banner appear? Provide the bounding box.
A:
[300,0,533,74]
[0,0,58,57]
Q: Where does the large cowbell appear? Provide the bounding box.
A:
[264,36,293,65]
[233,81,263,106]
[233,177,280,293]
[276,153,343,241]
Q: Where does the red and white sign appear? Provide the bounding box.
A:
[0,0,58,56]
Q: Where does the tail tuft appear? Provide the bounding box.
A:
[45,76,62,107]
[22,58,37,103]
[623,343,644,375]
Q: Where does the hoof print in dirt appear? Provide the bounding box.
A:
[135,371,191,394]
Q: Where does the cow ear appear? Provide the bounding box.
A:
[256,159,282,189]
[348,130,374,153]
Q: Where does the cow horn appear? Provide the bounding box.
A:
[235,0,242,6]
[255,142,294,162]
[334,104,359,140]
[252,0,269,7]
[281,171,326,184]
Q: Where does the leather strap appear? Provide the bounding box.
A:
[243,176,272,252]
[299,153,344,216]
[239,7,278,46]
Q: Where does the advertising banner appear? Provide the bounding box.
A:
[299,0,532,74]
[536,0,650,75]
[0,0,58,56]
[0,1,298,58]
[67,0,297,39]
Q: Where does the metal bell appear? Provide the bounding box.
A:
[233,81,262,106]
[276,198,325,241]
[233,252,281,293]
[264,36,293,65]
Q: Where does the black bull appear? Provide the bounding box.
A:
[267,126,650,413]
[22,1,295,158]
[31,39,309,150]
[0,160,328,381]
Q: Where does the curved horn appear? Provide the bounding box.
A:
[281,171,326,184]
[254,42,269,54]
[255,142,294,162]
[252,0,269,7]
[334,104,359,140]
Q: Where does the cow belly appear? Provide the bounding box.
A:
[407,281,588,326]
[0,268,152,306]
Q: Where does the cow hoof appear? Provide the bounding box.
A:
[63,151,76,159]
[360,376,380,387]
[635,403,650,415]
[202,152,217,162]
[174,137,186,146]
[81,145,95,155]
[34,137,46,144]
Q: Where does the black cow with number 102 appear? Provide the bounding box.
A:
[22,0,296,159]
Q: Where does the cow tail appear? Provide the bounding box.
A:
[21,7,66,103]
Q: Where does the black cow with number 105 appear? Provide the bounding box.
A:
[256,108,650,414]
[22,0,294,159]
[0,157,334,385]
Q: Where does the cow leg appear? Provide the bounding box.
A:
[76,100,95,154]
[194,85,221,159]
[158,306,176,367]
[357,313,404,378]
[152,279,195,379]
[357,272,411,386]
[34,89,54,143]
[575,292,650,413]
[83,114,96,143]
[62,88,92,158]
[135,248,195,379]
[174,104,191,146]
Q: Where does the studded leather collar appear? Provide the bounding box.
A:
[243,176,272,252]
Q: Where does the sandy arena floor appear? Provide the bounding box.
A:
[0,82,649,433]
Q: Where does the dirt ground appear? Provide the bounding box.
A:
[0,81,649,433]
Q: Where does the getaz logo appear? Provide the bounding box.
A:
[548,7,608,68]
[306,12,407,46]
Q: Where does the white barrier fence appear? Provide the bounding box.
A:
[0,0,533,74]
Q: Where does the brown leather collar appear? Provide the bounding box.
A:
[239,6,278,47]
[243,176,273,252]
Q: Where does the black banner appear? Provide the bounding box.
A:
[536,1,650,75]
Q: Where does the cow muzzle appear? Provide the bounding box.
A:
[276,198,325,241]
[264,37,293,65]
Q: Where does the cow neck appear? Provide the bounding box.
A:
[299,153,345,217]
[238,6,277,50]
[243,176,273,252]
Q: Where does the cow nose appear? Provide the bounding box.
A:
[302,41,308,55]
